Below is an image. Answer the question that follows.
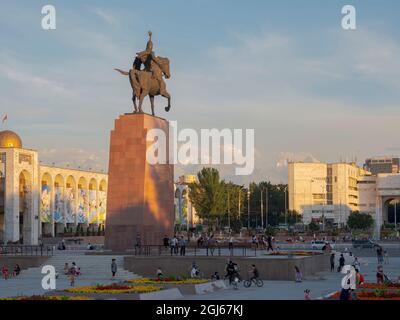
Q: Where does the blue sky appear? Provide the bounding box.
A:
[1,1,400,183]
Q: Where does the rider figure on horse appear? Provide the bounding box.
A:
[135,31,164,90]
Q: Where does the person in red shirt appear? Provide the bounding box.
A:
[2,265,9,280]
[355,268,365,286]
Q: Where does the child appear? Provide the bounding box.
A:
[2,265,9,280]
[156,267,163,279]
[304,289,311,300]
[69,273,75,286]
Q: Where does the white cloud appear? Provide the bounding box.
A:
[90,8,119,26]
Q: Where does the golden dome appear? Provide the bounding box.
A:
[0,130,23,148]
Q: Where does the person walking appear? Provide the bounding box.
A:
[163,235,169,251]
[384,250,389,264]
[228,235,234,253]
[377,246,384,264]
[338,254,345,272]
[266,235,273,252]
[294,266,302,282]
[111,258,117,278]
[353,257,361,272]
[330,253,335,272]
[170,236,177,256]
[179,236,186,256]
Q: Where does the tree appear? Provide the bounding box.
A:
[347,212,374,230]
[188,168,226,229]
[308,221,320,232]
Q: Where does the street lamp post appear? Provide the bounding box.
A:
[247,190,250,230]
[284,186,288,226]
[260,189,264,230]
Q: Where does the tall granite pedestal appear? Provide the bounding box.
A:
[104,113,174,251]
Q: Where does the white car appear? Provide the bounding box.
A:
[311,240,334,250]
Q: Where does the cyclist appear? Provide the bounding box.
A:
[226,260,238,284]
[249,264,259,281]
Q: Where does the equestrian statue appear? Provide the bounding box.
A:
[115,31,171,116]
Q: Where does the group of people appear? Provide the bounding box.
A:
[164,235,188,256]
[63,262,81,286]
[251,235,274,251]
[376,246,389,264]
[1,264,21,280]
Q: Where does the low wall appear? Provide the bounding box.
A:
[124,254,329,281]
[0,256,49,270]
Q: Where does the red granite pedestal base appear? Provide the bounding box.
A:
[104,113,174,251]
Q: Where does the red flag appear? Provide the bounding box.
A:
[2,114,7,123]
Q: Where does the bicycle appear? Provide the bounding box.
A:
[244,277,264,288]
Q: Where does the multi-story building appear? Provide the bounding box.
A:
[288,162,370,226]
[289,160,400,239]
[364,156,400,174]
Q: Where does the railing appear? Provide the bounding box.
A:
[0,245,54,256]
[131,244,261,257]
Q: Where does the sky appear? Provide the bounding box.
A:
[1,0,400,184]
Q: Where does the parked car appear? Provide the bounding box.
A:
[352,239,379,249]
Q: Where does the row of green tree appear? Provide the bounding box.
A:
[188,167,299,231]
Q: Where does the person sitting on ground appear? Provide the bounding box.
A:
[304,289,311,300]
[156,267,163,279]
[355,268,365,287]
[64,263,70,275]
[211,271,220,281]
[190,263,200,279]
[13,264,21,277]
[87,243,94,250]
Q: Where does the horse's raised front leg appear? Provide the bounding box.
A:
[149,95,155,116]
[161,90,171,112]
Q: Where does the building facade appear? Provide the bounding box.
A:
[288,161,400,238]
[174,175,200,228]
[0,130,107,245]
[364,156,400,175]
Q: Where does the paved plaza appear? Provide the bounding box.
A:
[0,248,399,299]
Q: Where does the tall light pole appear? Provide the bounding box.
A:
[227,191,230,231]
[247,189,250,230]
[260,188,264,229]
[284,186,288,226]
[265,187,268,228]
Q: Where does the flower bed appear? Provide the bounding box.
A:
[360,283,400,289]
[127,277,209,285]
[65,283,161,294]
[268,251,322,256]
[358,290,400,300]
[328,290,400,300]
[0,295,93,300]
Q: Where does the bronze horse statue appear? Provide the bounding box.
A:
[115,56,171,116]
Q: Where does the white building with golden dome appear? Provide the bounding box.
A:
[0,130,107,245]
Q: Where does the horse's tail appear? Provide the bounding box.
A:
[114,68,129,76]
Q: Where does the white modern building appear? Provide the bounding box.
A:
[288,161,400,238]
